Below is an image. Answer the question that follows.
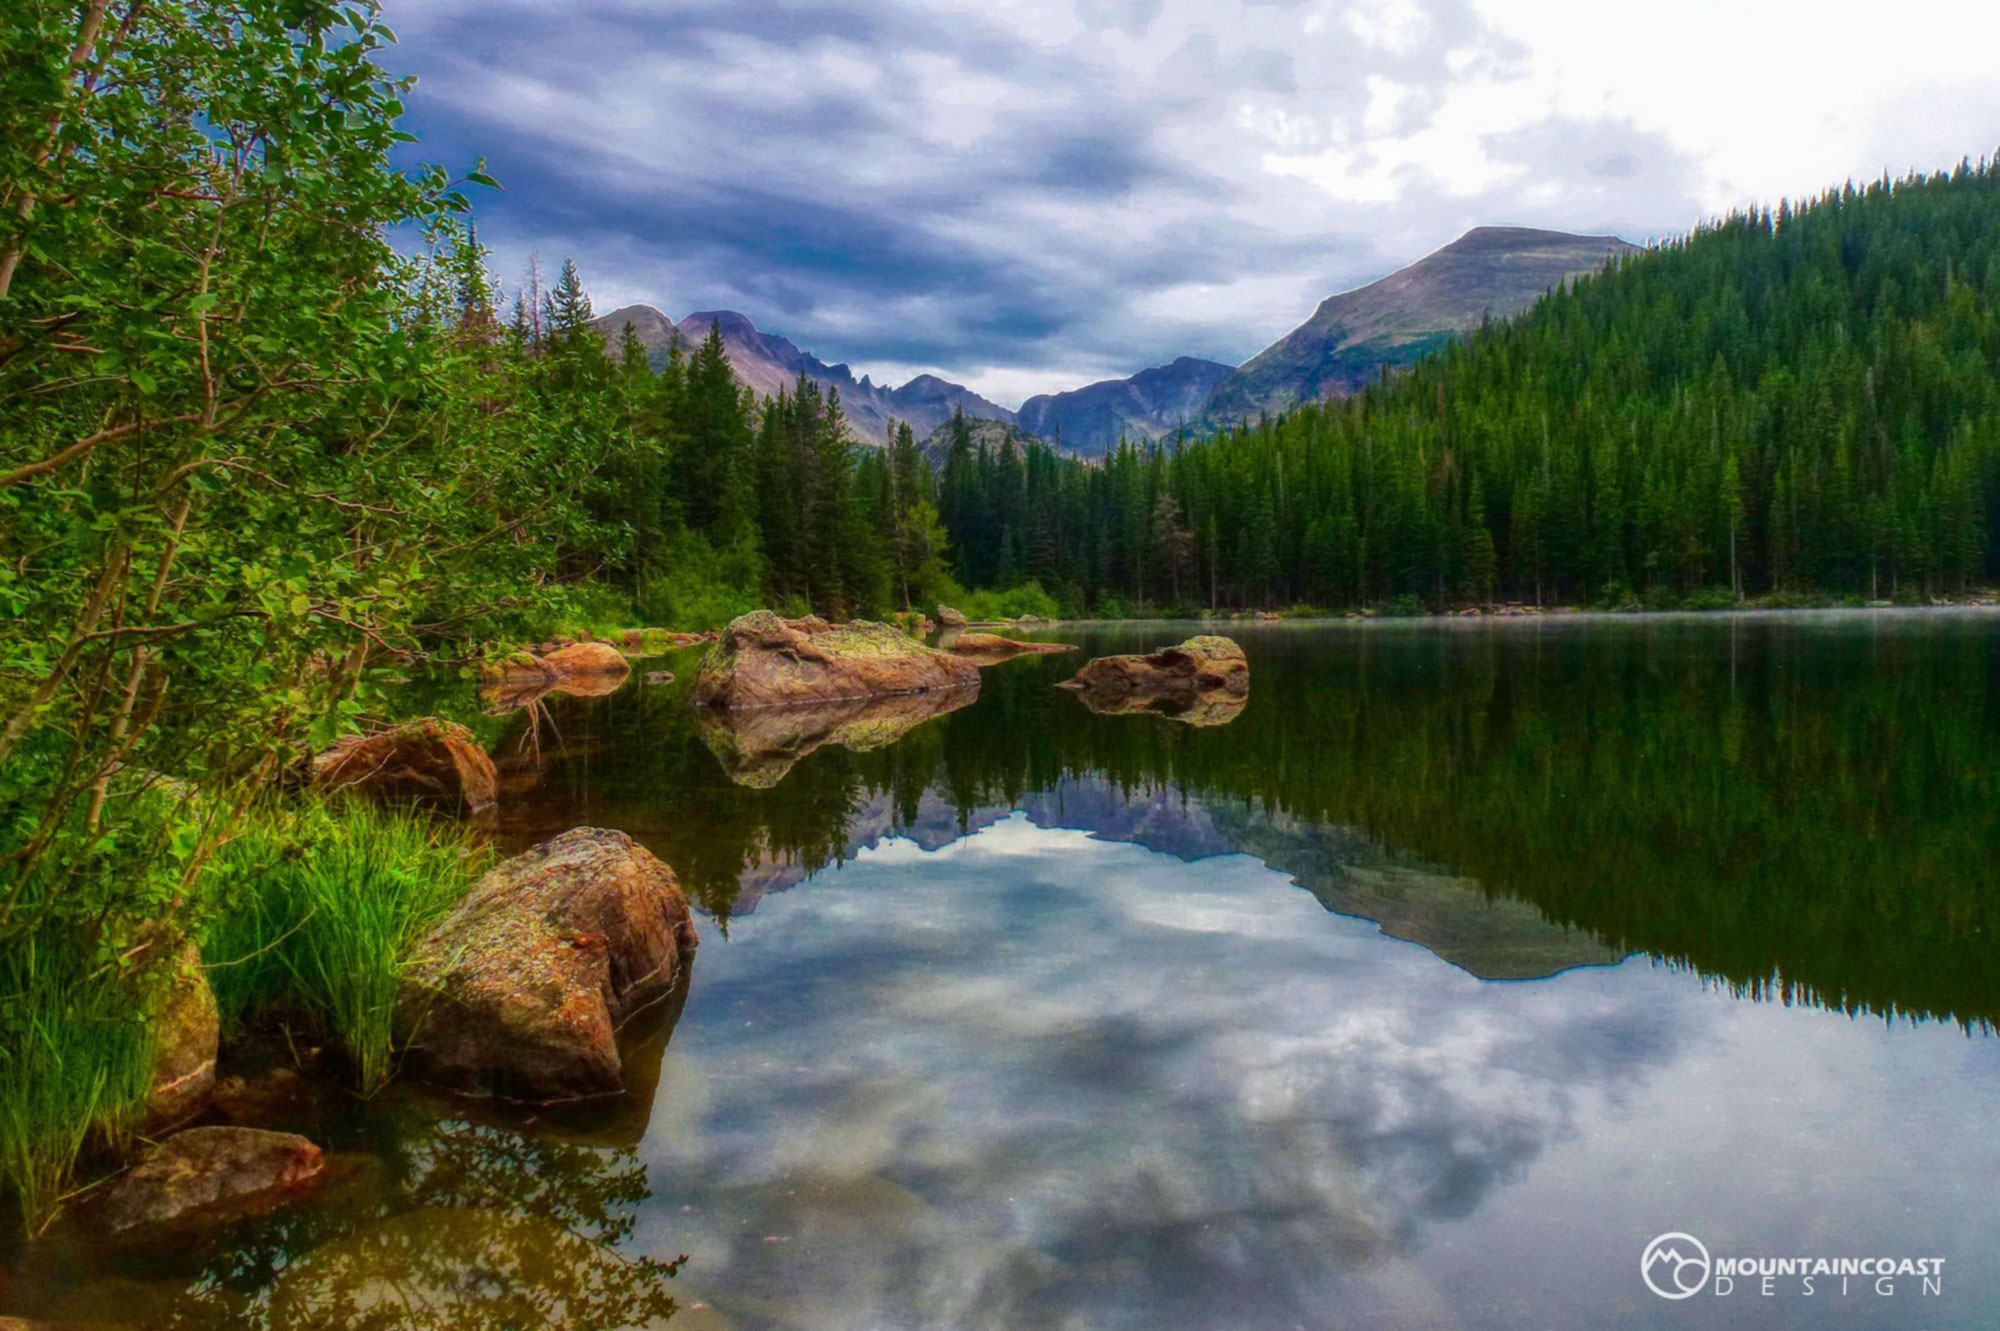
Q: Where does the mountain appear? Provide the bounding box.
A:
[1016,356,1234,458]
[1201,226,1640,424]
[918,414,1038,468]
[593,304,1017,447]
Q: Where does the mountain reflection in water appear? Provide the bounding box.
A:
[500,614,2000,1024]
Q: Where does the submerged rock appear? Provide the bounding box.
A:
[143,942,217,1133]
[943,633,1078,666]
[396,828,698,1102]
[696,686,977,787]
[308,718,498,814]
[1058,635,1250,725]
[94,1127,324,1236]
[691,611,978,710]
[209,1064,319,1129]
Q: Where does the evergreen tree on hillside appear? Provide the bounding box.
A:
[916,158,2000,611]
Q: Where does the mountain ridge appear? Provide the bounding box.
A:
[594,224,1639,453]
[1200,226,1640,424]
[1017,355,1234,458]
[593,303,1019,447]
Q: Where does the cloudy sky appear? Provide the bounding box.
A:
[386,0,2000,406]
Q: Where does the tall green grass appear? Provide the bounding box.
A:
[0,933,157,1233]
[0,796,489,1231]
[202,800,493,1091]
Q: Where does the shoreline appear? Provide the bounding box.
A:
[985,601,2000,632]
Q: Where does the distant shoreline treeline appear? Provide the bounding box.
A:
[932,160,2000,613]
[540,152,2000,625]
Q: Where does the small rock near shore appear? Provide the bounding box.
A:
[539,640,632,678]
[944,633,1078,665]
[94,1127,325,1236]
[308,718,497,814]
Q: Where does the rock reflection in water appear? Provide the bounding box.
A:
[695,686,978,788]
[481,670,626,715]
[1060,682,1247,726]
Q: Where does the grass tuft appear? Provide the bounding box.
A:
[201,800,492,1092]
[0,932,157,1233]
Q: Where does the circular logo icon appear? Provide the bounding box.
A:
[1641,1232,1711,1299]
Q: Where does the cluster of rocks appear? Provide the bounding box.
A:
[687,610,1247,730]
[81,828,695,1245]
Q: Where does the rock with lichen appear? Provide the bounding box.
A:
[691,611,978,710]
[395,828,697,1102]
[1058,635,1249,725]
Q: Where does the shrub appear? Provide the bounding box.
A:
[958,580,1063,622]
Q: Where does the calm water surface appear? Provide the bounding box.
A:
[10,612,2000,1329]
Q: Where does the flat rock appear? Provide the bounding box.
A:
[691,611,979,710]
[943,633,1077,665]
[396,828,698,1102]
[94,1127,324,1236]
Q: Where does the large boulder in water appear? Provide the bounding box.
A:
[943,633,1077,666]
[308,718,497,814]
[1058,635,1250,723]
[936,604,969,629]
[143,942,218,1132]
[395,828,698,1102]
[691,611,978,709]
[93,1127,325,1236]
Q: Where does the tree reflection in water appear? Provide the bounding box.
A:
[160,1112,683,1329]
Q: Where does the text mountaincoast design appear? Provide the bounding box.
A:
[1641,1233,1944,1300]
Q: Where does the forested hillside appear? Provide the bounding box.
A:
[939,163,2000,610]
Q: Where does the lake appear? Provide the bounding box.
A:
[9,612,2000,1329]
